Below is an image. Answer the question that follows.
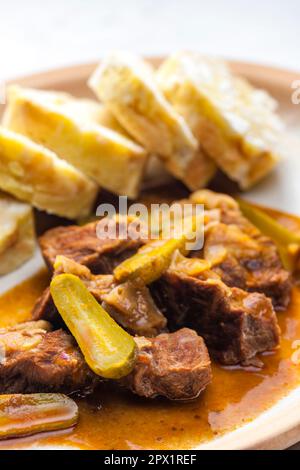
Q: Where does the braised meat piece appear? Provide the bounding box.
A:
[121,328,211,400]
[32,256,116,326]
[36,189,288,365]
[102,278,167,336]
[0,322,210,401]
[0,321,97,395]
[32,288,60,326]
[39,219,145,274]
[203,221,291,309]
[39,191,291,310]
[32,256,167,336]
[190,190,292,309]
[152,264,280,365]
[33,258,279,366]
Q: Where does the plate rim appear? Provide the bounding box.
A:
[5,57,300,90]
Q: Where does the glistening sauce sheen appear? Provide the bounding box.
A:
[1,208,300,450]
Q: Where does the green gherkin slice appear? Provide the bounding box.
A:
[50,273,136,379]
[114,216,200,284]
[0,393,78,440]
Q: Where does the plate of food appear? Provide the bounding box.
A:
[0,52,300,450]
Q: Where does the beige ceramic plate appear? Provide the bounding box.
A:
[0,59,300,450]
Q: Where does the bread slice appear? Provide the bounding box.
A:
[0,127,97,219]
[157,52,283,189]
[3,86,147,198]
[88,52,216,189]
[0,192,35,275]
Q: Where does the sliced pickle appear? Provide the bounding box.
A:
[114,216,203,284]
[114,238,184,285]
[50,274,136,379]
[238,198,300,271]
[0,394,78,440]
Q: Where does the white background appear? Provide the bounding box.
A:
[0,0,299,83]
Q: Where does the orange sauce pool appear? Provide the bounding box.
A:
[0,209,300,450]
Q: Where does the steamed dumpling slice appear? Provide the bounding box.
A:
[0,192,35,275]
[88,51,215,189]
[157,51,283,189]
[3,86,148,198]
[0,127,98,219]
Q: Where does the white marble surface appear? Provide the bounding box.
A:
[0,0,299,84]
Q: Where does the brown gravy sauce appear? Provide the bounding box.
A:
[1,207,300,450]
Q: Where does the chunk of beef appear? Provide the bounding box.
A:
[190,190,292,309]
[32,288,61,326]
[121,328,211,400]
[102,278,167,336]
[202,221,291,309]
[0,322,210,401]
[39,193,292,310]
[152,267,280,365]
[32,256,167,337]
[32,261,114,327]
[39,219,145,274]
[0,321,97,395]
